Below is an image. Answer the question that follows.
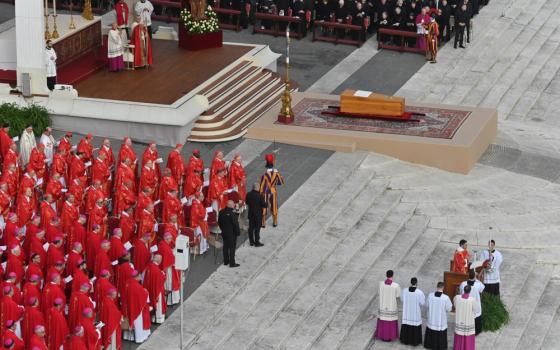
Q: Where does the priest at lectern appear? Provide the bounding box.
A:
[130,16,153,69]
[452,239,471,274]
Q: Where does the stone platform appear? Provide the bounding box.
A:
[246,92,497,174]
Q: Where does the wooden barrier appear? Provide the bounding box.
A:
[377,28,426,54]
[312,21,365,47]
[149,1,242,31]
[253,12,305,39]
[214,7,242,32]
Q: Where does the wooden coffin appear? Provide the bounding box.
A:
[340,89,405,117]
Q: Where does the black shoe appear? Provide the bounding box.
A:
[224,261,229,266]
[229,263,240,268]
[273,224,277,227]
[454,46,458,49]
[460,45,466,48]
[249,242,255,246]
[254,242,264,247]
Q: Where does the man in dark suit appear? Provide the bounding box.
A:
[218,200,241,267]
[245,183,267,247]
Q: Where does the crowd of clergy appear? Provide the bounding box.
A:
[375,240,503,350]
[0,122,250,350]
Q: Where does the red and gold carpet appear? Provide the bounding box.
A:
[284,98,471,139]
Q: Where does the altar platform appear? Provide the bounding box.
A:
[246,92,497,174]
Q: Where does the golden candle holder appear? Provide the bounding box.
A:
[278,26,294,124]
[51,14,60,38]
[82,0,94,21]
[44,14,52,40]
[69,3,77,29]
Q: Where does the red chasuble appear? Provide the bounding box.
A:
[453,249,469,274]
[39,201,56,231]
[135,192,153,222]
[22,283,41,309]
[123,279,150,330]
[190,198,209,238]
[113,185,136,219]
[69,291,95,331]
[22,306,45,346]
[119,211,136,243]
[186,155,204,178]
[109,236,126,262]
[162,193,183,227]
[130,23,153,68]
[0,295,24,333]
[158,175,178,202]
[29,334,47,350]
[100,296,122,350]
[86,231,102,273]
[77,139,93,161]
[41,283,66,316]
[94,249,113,279]
[117,144,137,171]
[65,335,88,350]
[2,329,24,350]
[138,210,156,243]
[166,149,185,186]
[158,240,180,291]
[183,171,202,198]
[143,262,167,314]
[16,194,34,227]
[71,220,87,254]
[69,155,87,185]
[115,263,134,301]
[229,160,247,203]
[93,278,115,314]
[132,240,151,274]
[80,315,101,350]
[139,166,158,198]
[46,306,69,350]
[61,200,79,237]
[142,147,161,180]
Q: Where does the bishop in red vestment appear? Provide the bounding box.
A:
[158,233,181,305]
[0,287,24,336]
[130,20,153,68]
[68,283,94,331]
[46,298,68,350]
[185,149,204,179]
[100,289,122,350]
[142,142,161,181]
[143,255,166,324]
[65,326,88,350]
[122,271,151,342]
[166,144,185,188]
[133,233,152,276]
[28,325,48,350]
[41,274,66,316]
[79,308,101,350]
[229,154,247,206]
[22,297,45,349]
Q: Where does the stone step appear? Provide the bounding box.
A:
[310,225,439,350]
[271,197,418,350]
[491,264,554,350]
[185,153,392,349]
[137,152,368,350]
[445,0,556,106]
[541,277,560,350]
[212,177,393,350]
[515,277,560,350]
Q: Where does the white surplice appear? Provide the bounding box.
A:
[19,130,37,166]
[459,279,485,317]
[401,287,425,326]
[426,292,452,331]
[40,133,55,164]
[378,280,401,321]
[453,295,479,336]
[481,249,503,284]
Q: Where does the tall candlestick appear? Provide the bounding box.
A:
[53,0,56,16]
[45,0,48,15]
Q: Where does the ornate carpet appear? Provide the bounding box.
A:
[283,98,471,139]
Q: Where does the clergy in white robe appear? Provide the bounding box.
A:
[459,270,485,335]
[375,270,400,341]
[45,40,57,91]
[400,277,425,346]
[481,239,502,296]
[39,127,55,165]
[19,125,37,167]
[453,285,479,350]
[425,282,452,350]
[134,0,154,36]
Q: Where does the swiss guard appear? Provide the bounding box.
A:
[259,154,284,228]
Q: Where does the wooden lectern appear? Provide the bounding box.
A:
[444,260,468,310]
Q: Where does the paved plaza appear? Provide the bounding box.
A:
[3,0,560,348]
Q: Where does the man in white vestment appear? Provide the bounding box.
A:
[39,127,55,165]
[375,270,400,342]
[460,270,485,335]
[19,125,37,167]
[134,0,154,38]
[481,239,502,297]
[400,277,425,346]
[425,281,452,350]
[45,40,58,91]
[453,285,479,350]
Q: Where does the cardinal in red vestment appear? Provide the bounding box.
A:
[183,169,203,200]
[100,288,122,350]
[6,246,25,287]
[139,161,158,200]
[122,270,151,341]
[46,298,68,350]
[93,270,115,314]
[166,144,185,188]
[452,240,471,274]
[25,257,44,287]
[3,142,20,178]
[208,168,228,211]
[162,189,184,227]
[229,154,247,206]
[118,207,136,243]
[117,137,137,175]
[86,226,103,273]
[133,233,152,276]
[41,274,66,316]
[69,153,88,186]
[158,233,181,305]
[69,283,94,331]
[115,158,136,195]
[69,215,88,253]
[2,319,25,350]
[56,132,72,157]
[22,277,41,311]
[0,286,24,336]
[190,192,209,239]
[28,325,48,350]
[51,151,68,187]
[39,196,57,231]
[113,181,136,217]
[94,240,114,279]
[60,195,79,238]
[77,134,94,162]
[130,21,153,68]
[143,255,166,324]
[135,188,153,222]
[186,149,204,179]
[66,242,84,278]
[210,151,226,182]
[88,199,108,238]
[85,181,105,214]
[109,229,126,262]
[65,326,88,350]
[142,142,161,181]
[115,252,134,303]
[99,139,115,171]
[79,307,101,350]
[138,204,156,243]
[0,124,12,159]
[22,297,45,349]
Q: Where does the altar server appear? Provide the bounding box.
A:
[375,270,400,342]
[400,277,425,346]
[453,285,479,350]
[39,127,55,166]
[460,270,485,335]
[134,0,154,38]
[481,239,502,296]
[425,282,452,350]
[45,40,57,91]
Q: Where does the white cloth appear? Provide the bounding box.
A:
[481,249,502,284]
[108,29,124,58]
[132,313,150,343]
[165,266,180,305]
[426,292,452,331]
[45,47,57,77]
[401,287,425,326]
[378,280,400,321]
[107,331,117,350]
[19,130,37,166]
[454,295,479,336]
[40,133,55,164]
[196,226,209,254]
[459,279,485,317]
[154,293,165,323]
[134,0,154,26]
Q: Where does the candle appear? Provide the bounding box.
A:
[53,0,56,16]
[45,0,48,15]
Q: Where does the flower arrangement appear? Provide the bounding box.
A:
[180,6,220,35]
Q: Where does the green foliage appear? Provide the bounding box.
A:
[481,292,510,332]
[0,103,51,137]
